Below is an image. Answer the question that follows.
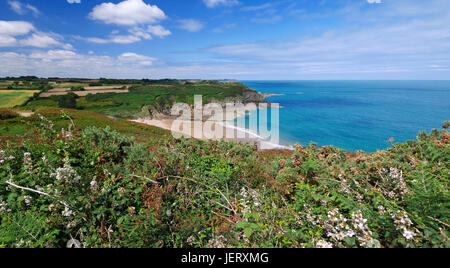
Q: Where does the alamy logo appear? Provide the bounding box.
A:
[170,95,280,150]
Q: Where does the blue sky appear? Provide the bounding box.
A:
[0,0,449,79]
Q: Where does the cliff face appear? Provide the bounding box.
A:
[241,89,269,104]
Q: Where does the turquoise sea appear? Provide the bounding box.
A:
[240,81,450,152]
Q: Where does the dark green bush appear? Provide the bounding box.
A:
[70,86,85,92]
[0,109,19,120]
[58,93,78,109]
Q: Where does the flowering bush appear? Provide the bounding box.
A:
[0,115,448,248]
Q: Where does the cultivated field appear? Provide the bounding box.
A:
[0,90,39,108]
[39,86,129,97]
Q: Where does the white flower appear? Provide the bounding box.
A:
[53,158,80,183]
[403,230,415,240]
[38,114,54,129]
[316,240,333,248]
[90,180,97,187]
[0,200,7,212]
[23,152,32,171]
[48,204,56,211]
[41,154,47,164]
[118,187,125,195]
[391,211,417,241]
[62,206,72,217]
[24,196,32,206]
[208,235,228,248]
[187,235,195,245]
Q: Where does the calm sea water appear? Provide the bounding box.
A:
[240,80,450,152]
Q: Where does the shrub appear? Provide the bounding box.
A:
[88,82,103,87]
[0,115,448,248]
[70,86,85,92]
[0,109,19,120]
[58,93,78,109]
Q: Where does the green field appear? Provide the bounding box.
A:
[0,90,39,108]
[25,83,248,118]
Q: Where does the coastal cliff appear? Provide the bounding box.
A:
[143,87,273,120]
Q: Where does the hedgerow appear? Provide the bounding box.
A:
[0,114,448,248]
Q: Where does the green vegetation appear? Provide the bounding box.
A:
[58,93,78,109]
[52,84,84,88]
[0,108,169,142]
[25,82,247,118]
[70,86,85,92]
[0,109,448,248]
[0,109,19,120]
[0,90,40,108]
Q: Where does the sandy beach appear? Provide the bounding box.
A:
[130,92,292,150]
[131,117,291,150]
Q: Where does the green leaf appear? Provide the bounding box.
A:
[244,227,253,238]
[236,221,248,229]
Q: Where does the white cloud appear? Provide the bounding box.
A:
[8,1,40,16]
[203,0,239,8]
[110,35,142,44]
[81,34,142,45]
[178,19,204,32]
[129,28,152,40]
[0,20,34,47]
[29,50,78,60]
[367,0,382,4]
[118,52,156,66]
[80,26,171,44]
[67,0,81,3]
[126,25,171,40]
[89,0,167,26]
[7,0,23,14]
[20,33,61,48]
[0,35,17,47]
[0,50,163,78]
[0,20,72,49]
[84,0,170,45]
[80,37,109,44]
[2,0,449,80]
[204,2,450,79]
[0,20,35,36]
[25,4,40,15]
[146,25,171,38]
[241,3,273,11]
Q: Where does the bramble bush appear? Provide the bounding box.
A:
[0,109,19,120]
[0,114,448,248]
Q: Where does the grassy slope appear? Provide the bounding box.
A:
[0,108,171,144]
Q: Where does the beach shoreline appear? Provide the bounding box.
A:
[130,91,293,150]
[130,117,293,150]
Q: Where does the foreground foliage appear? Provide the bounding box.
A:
[0,114,448,248]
